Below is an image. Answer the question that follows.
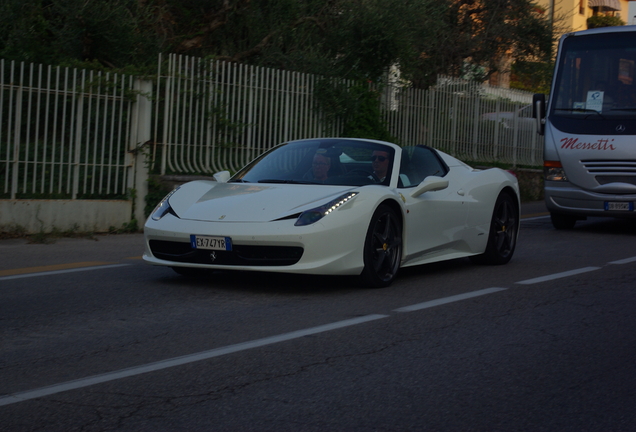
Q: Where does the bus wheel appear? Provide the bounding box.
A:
[551,213,577,230]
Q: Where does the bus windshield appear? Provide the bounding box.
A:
[552,32,636,124]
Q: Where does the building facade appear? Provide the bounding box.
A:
[535,0,630,34]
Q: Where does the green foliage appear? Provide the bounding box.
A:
[321,0,430,82]
[587,15,625,29]
[412,0,554,88]
[511,61,554,94]
[314,80,395,142]
[1,220,139,239]
[109,219,138,234]
[1,0,554,91]
[515,170,544,202]
[0,0,161,68]
[0,224,28,239]
[28,224,96,243]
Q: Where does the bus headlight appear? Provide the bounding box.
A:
[544,160,568,182]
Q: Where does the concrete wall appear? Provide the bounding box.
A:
[0,200,133,234]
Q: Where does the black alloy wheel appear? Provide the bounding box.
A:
[471,192,519,265]
[360,204,402,288]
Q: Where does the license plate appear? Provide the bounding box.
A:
[190,235,232,251]
[604,201,634,211]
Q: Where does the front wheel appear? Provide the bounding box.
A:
[360,205,402,288]
[470,192,519,265]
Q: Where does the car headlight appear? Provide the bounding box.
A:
[295,192,358,226]
[544,160,567,182]
[150,187,181,221]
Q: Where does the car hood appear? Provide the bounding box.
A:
[169,181,356,222]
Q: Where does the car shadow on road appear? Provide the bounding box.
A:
[158,268,362,295]
[574,217,636,235]
[154,255,478,296]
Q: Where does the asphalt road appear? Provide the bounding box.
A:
[1,202,636,431]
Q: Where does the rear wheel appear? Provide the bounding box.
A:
[470,192,519,265]
[360,205,402,288]
[550,212,577,230]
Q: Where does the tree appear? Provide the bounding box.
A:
[587,15,625,29]
[0,0,554,88]
[0,0,161,69]
[411,0,554,87]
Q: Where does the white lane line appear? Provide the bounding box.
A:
[609,256,636,265]
[521,215,550,221]
[0,264,130,281]
[0,314,388,407]
[516,266,601,285]
[393,288,507,313]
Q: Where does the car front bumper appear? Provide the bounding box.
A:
[143,214,368,276]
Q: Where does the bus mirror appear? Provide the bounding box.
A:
[533,93,546,135]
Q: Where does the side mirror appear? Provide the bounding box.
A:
[213,170,231,183]
[410,176,449,198]
[533,93,546,136]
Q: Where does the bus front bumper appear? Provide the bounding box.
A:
[545,181,636,218]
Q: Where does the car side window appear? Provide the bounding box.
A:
[398,146,447,188]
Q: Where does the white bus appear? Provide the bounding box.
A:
[534,26,636,229]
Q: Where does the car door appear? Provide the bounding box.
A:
[397,146,469,262]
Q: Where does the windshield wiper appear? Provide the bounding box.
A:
[229,179,250,183]
[554,107,607,120]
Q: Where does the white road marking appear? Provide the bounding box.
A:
[521,215,550,221]
[516,266,601,285]
[0,314,388,407]
[0,286,512,407]
[0,264,130,281]
[393,288,507,312]
[3,250,633,407]
[609,256,636,265]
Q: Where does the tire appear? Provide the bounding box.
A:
[550,212,577,230]
[360,204,403,288]
[470,192,519,265]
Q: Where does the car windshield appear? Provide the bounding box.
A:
[231,139,396,186]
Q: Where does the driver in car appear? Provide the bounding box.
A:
[370,150,391,182]
[305,151,331,182]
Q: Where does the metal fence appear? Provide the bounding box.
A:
[415,77,539,166]
[153,54,347,174]
[154,55,540,175]
[0,60,140,200]
[1,55,540,201]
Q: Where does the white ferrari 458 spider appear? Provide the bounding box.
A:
[144,138,520,287]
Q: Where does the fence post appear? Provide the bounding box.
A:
[130,79,153,226]
[11,80,22,199]
[72,79,84,200]
[472,96,480,161]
